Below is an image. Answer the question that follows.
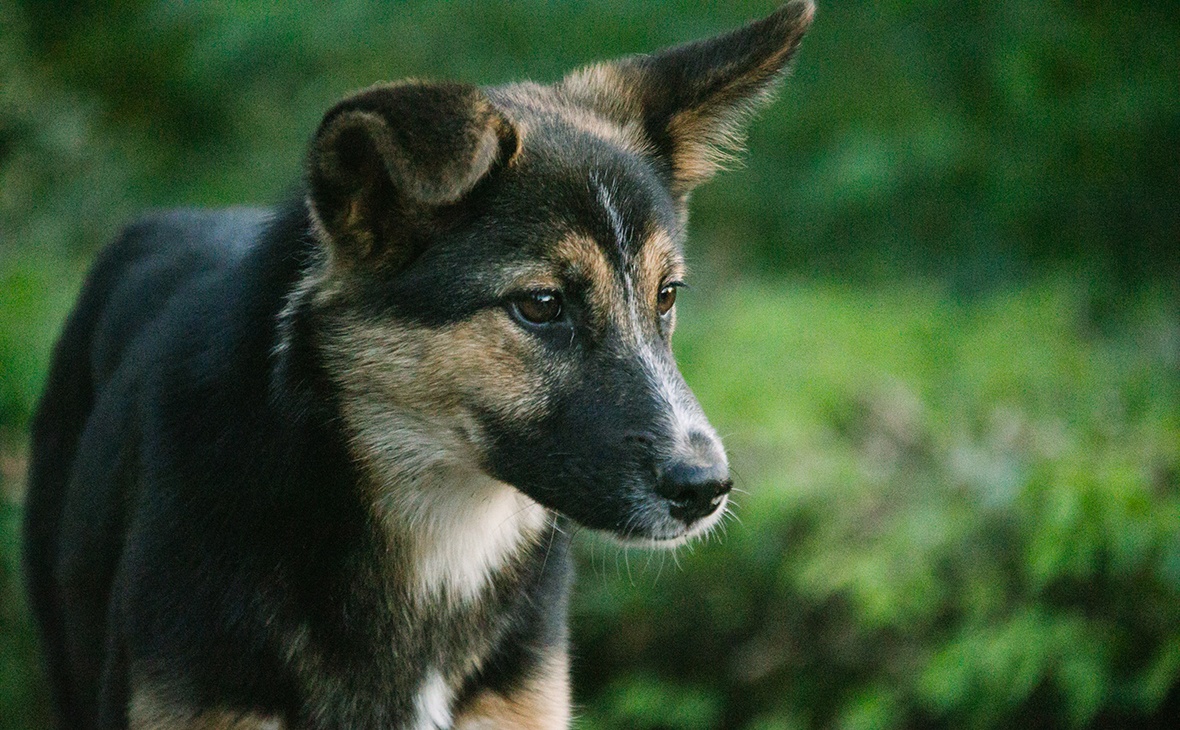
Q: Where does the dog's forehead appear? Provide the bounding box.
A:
[487,86,684,274]
[498,162,682,310]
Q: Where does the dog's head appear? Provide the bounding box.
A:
[302,2,813,543]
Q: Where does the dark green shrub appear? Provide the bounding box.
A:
[574,281,1180,729]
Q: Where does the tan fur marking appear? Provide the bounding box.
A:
[420,311,551,420]
[550,233,620,326]
[130,686,284,730]
[666,106,744,189]
[325,308,552,430]
[565,60,751,190]
[664,18,810,187]
[637,227,686,300]
[562,64,631,108]
[560,0,814,194]
[453,651,571,730]
[559,65,650,151]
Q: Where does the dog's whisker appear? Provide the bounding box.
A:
[538,516,561,577]
[652,550,667,586]
[725,503,745,523]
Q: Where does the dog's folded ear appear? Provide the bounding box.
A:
[307,81,518,268]
[563,0,814,197]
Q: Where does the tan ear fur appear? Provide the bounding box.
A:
[562,0,815,195]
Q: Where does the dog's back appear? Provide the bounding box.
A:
[24,209,269,727]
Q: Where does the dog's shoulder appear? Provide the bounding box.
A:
[80,206,273,385]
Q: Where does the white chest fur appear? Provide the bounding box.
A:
[385,465,550,604]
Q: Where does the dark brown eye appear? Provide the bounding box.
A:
[657,283,679,316]
[513,291,563,325]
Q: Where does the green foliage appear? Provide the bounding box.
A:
[573,281,1180,728]
[0,256,82,433]
[2,0,1177,281]
[0,501,48,730]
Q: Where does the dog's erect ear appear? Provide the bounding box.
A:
[307,81,518,268]
[563,0,814,197]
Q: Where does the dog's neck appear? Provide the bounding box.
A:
[329,379,551,605]
[270,227,552,605]
[363,431,551,605]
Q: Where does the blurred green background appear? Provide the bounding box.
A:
[1,1,1178,728]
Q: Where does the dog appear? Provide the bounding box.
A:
[23,3,813,728]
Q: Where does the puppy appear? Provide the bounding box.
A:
[23,3,814,728]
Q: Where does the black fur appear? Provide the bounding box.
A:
[24,4,813,728]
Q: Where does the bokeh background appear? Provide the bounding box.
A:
[2,1,1178,728]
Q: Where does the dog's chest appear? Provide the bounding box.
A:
[296,475,553,727]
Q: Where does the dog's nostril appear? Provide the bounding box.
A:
[656,462,731,523]
[669,479,729,506]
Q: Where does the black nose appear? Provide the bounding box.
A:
[656,461,732,524]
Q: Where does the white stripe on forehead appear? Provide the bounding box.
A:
[590,171,645,342]
[591,172,629,258]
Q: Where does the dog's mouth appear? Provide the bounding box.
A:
[606,487,732,547]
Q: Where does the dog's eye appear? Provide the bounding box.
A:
[657,283,680,316]
[512,291,563,326]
